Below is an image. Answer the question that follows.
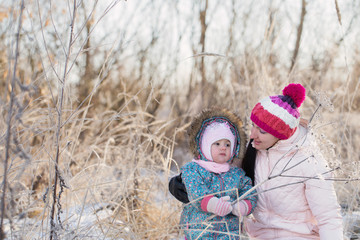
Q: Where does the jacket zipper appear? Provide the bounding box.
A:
[265,150,273,225]
[216,174,225,240]
[217,174,225,196]
[266,150,271,176]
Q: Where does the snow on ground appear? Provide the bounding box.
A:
[2,193,359,239]
[3,203,124,239]
[3,209,360,239]
[343,211,360,240]
[2,201,360,239]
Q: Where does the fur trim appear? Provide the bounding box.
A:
[187,107,247,163]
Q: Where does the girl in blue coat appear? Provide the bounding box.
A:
[179,107,257,240]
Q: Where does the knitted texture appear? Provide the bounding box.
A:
[250,83,306,140]
[232,200,251,217]
[203,196,233,217]
[196,117,239,162]
[200,122,235,161]
[187,107,247,164]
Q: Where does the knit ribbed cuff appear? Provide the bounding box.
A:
[201,195,214,212]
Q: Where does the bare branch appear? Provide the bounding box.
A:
[0,1,25,238]
[49,1,78,239]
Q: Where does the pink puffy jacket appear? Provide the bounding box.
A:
[245,125,343,240]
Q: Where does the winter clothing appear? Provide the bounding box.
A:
[181,162,257,239]
[232,200,249,217]
[245,125,343,240]
[250,83,306,140]
[169,173,189,203]
[188,108,247,163]
[180,107,258,240]
[204,196,233,216]
[192,158,230,174]
[201,121,236,161]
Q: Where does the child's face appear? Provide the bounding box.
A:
[211,139,232,164]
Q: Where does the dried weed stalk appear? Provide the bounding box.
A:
[0,1,25,239]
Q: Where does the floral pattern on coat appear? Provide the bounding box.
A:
[180,162,257,240]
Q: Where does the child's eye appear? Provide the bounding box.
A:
[226,143,231,147]
[259,129,267,134]
[215,142,220,146]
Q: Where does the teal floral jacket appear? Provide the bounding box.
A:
[180,162,257,240]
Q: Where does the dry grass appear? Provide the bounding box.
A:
[0,1,360,239]
[0,79,185,238]
[1,64,359,239]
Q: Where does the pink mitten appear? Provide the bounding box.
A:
[204,196,233,216]
[232,200,249,218]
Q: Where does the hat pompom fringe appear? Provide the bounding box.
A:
[282,83,306,107]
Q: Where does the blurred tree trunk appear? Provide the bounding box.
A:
[289,0,307,73]
[199,0,208,89]
[187,0,208,114]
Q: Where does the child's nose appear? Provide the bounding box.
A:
[220,144,227,149]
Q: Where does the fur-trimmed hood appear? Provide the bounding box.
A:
[187,107,247,163]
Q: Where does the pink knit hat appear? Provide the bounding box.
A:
[250,83,306,140]
[200,122,236,161]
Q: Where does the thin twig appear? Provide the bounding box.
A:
[49,1,77,239]
[309,104,323,125]
[0,1,25,239]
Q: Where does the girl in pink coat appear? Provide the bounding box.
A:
[243,83,343,239]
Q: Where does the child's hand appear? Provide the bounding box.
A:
[206,196,233,216]
[232,200,248,220]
